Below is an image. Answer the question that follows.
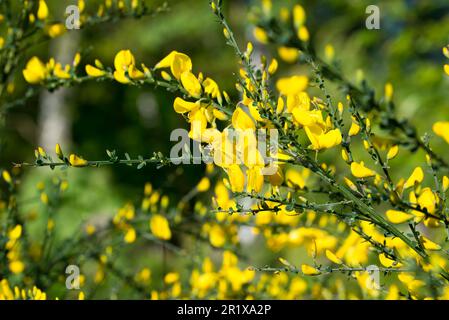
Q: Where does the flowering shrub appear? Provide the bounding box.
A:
[1,0,449,300]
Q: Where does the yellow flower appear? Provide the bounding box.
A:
[246,167,264,193]
[341,149,349,162]
[203,78,222,102]
[155,51,192,80]
[301,264,320,276]
[268,58,278,75]
[180,71,202,98]
[9,261,25,274]
[288,93,310,112]
[161,71,171,81]
[387,145,399,160]
[213,109,227,121]
[442,46,449,58]
[297,26,309,42]
[46,23,66,38]
[420,236,441,251]
[292,109,325,128]
[232,108,255,131]
[293,4,306,28]
[385,82,394,102]
[114,50,135,72]
[2,170,12,184]
[378,253,402,268]
[253,27,268,44]
[55,143,63,159]
[188,108,208,140]
[85,64,106,77]
[40,192,49,205]
[386,210,413,224]
[278,47,299,63]
[276,75,308,95]
[23,57,47,84]
[47,218,55,231]
[124,227,136,243]
[86,224,96,235]
[173,97,198,114]
[285,167,309,189]
[8,225,22,240]
[150,214,172,240]
[54,63,70,79]
[69,154,88,167]
[37,146,46,157]
[197,177,210,192]
[223,28,231,39]
[348,119,360,136]
[209,224,226,247]
[385,285,400,300]
[325,250,342,265]
[443,176,449,192]
[227,165,245,192]
[136,268,151,283]
[433,121,449,144]
[350,161,376,178]
[37,0,49,20]
[113,50,143,83]
[445,64,449,76]
[305,126,342,150]
[164,272,179,284]
[403,166,424,189]
[417,188,437,214]
[73,53,81,67]
[325,44,335,61]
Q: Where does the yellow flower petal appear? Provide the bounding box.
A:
[114,49,135,72]
[232,108,255,130]
[227,165,245,193]
[8,225,22,240]
[46,23,66,38]
[443,176,449,192]
[404,167,424,189]
[387,145,399,160]
[37,0,49,20]
[325,249,342,264]
[348,121,360,136]
[180,71,202,98]
[378,253,402,268]
[276,75,308,95]
[69,154,88,167]
[197,177,210,192]
[386,209,413,224]
[301,264,321,276]
[23,57,47,84]
[173,97,198,114]
[420,236,441,251]
[9,261,25,274]
[351,161,376,178]
[155,51,192,80]
[278,47,299,63]
[433,121,449,144]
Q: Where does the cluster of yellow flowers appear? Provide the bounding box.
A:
[109,184,172,244]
